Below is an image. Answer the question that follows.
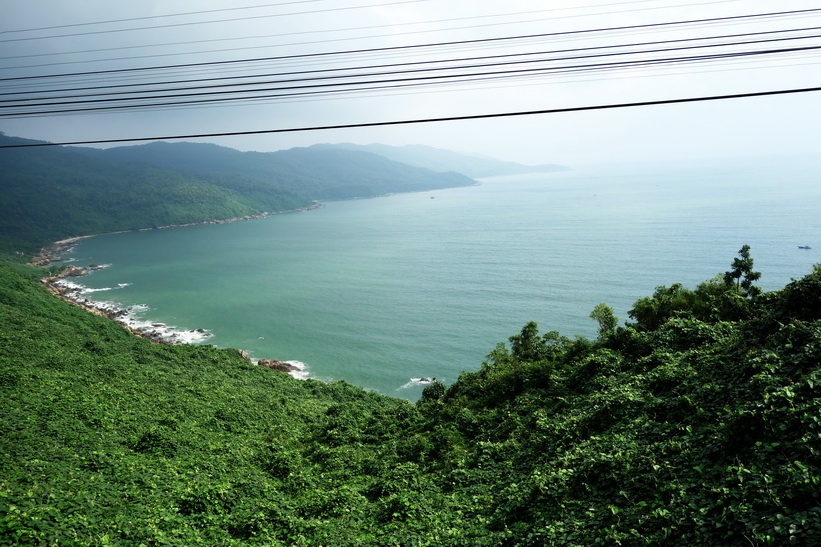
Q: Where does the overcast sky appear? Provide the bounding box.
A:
[2,0,821,166]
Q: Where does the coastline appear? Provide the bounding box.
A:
[31,205,318,373]
[29,202,321,267]
[40,268,304,376]
[40,265,193,344]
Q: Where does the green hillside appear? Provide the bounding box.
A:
[1,246,819,544]
[0,135,476,254]
[1,132,819,544]
[0,136,305,255]
[73,141,478,199]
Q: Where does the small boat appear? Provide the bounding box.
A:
[798,245,812,249]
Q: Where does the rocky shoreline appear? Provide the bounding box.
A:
[40,264,302,374]
[236,351,302,374]
[33,207,317,374]
[40,264,211,345]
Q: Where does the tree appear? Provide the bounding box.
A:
[628,284,695,330]
[505,322,570,363]
[509,321,544,361]
[590,303,618,339]
[723,244,762,298]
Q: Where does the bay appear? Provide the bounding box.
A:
[63,157,820,400]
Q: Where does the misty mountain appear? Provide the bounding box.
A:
[0,135,476,252]
[74,141,477,199]
[309,142,569,177]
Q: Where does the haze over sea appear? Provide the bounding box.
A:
[63,157,820,400]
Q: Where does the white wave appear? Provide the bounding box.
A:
[241,348,311,381]
[80,282,129,294]
[54,279,84,291]
[398,377,436,390]
[123,314,212,344]
[283,360,310,380]
[54,281,212,345]
[54,275,322,368]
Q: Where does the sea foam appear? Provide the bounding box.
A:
[54,278,212,344]
[283,360,310,380]
[398,377,436,390]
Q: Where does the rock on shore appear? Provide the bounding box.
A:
[257,358,301,373]
[39,266,210,345]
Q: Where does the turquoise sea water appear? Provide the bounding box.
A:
[62,157,820,400]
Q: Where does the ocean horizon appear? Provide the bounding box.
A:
[59,156,820,400]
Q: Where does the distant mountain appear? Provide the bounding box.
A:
[0,136,307,254]
[76,141,476,199]
[309,143,569,178]
[0,136,476,253]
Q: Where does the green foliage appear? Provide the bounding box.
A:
[589,302,618,339]
[724,244,763,298]
[2,245,820,544]
[508,321,571,363]
[0,262,416,544]
[629,246,767,331]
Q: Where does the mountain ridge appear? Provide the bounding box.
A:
[0,135,478,253]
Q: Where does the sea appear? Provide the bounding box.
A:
[59,157,820,400]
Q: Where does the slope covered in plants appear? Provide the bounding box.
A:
[1,248,819,545]
[0,135,476,254]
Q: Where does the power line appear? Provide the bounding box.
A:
[5,45,820,118]
[0,0,730,44]
[0,3,748,74]
[0,0,712,38]
[3,37,820,115]
[4,25,819,102]
[0,0,432,43]
[0,0,669,61]
[3,7,819,82]
[3,86,820,148]
[0,1,328,34]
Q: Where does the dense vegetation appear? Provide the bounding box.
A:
[2,244,820,545]
[0,136,298,255]
[76,142,479,200]
[1,134,818,543]
[0,135,476,254]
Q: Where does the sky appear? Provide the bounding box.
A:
[2,0,821,166]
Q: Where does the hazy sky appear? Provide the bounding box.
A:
[3,0,821,166]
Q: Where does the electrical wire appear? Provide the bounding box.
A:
[4,25,820,102]
[4,44,820,119]
[0,1,329,34]
[2,36,819,117]
[0,0,677,62]
[2,4,819,148]
[3,7,819,82]
[0,0,433,43]
[2,86,820,149]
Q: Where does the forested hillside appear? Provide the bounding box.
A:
[0,135,476,254]
[73,141,477,199]
[1,246,819,544]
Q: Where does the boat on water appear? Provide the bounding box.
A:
[798,245,812,249]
